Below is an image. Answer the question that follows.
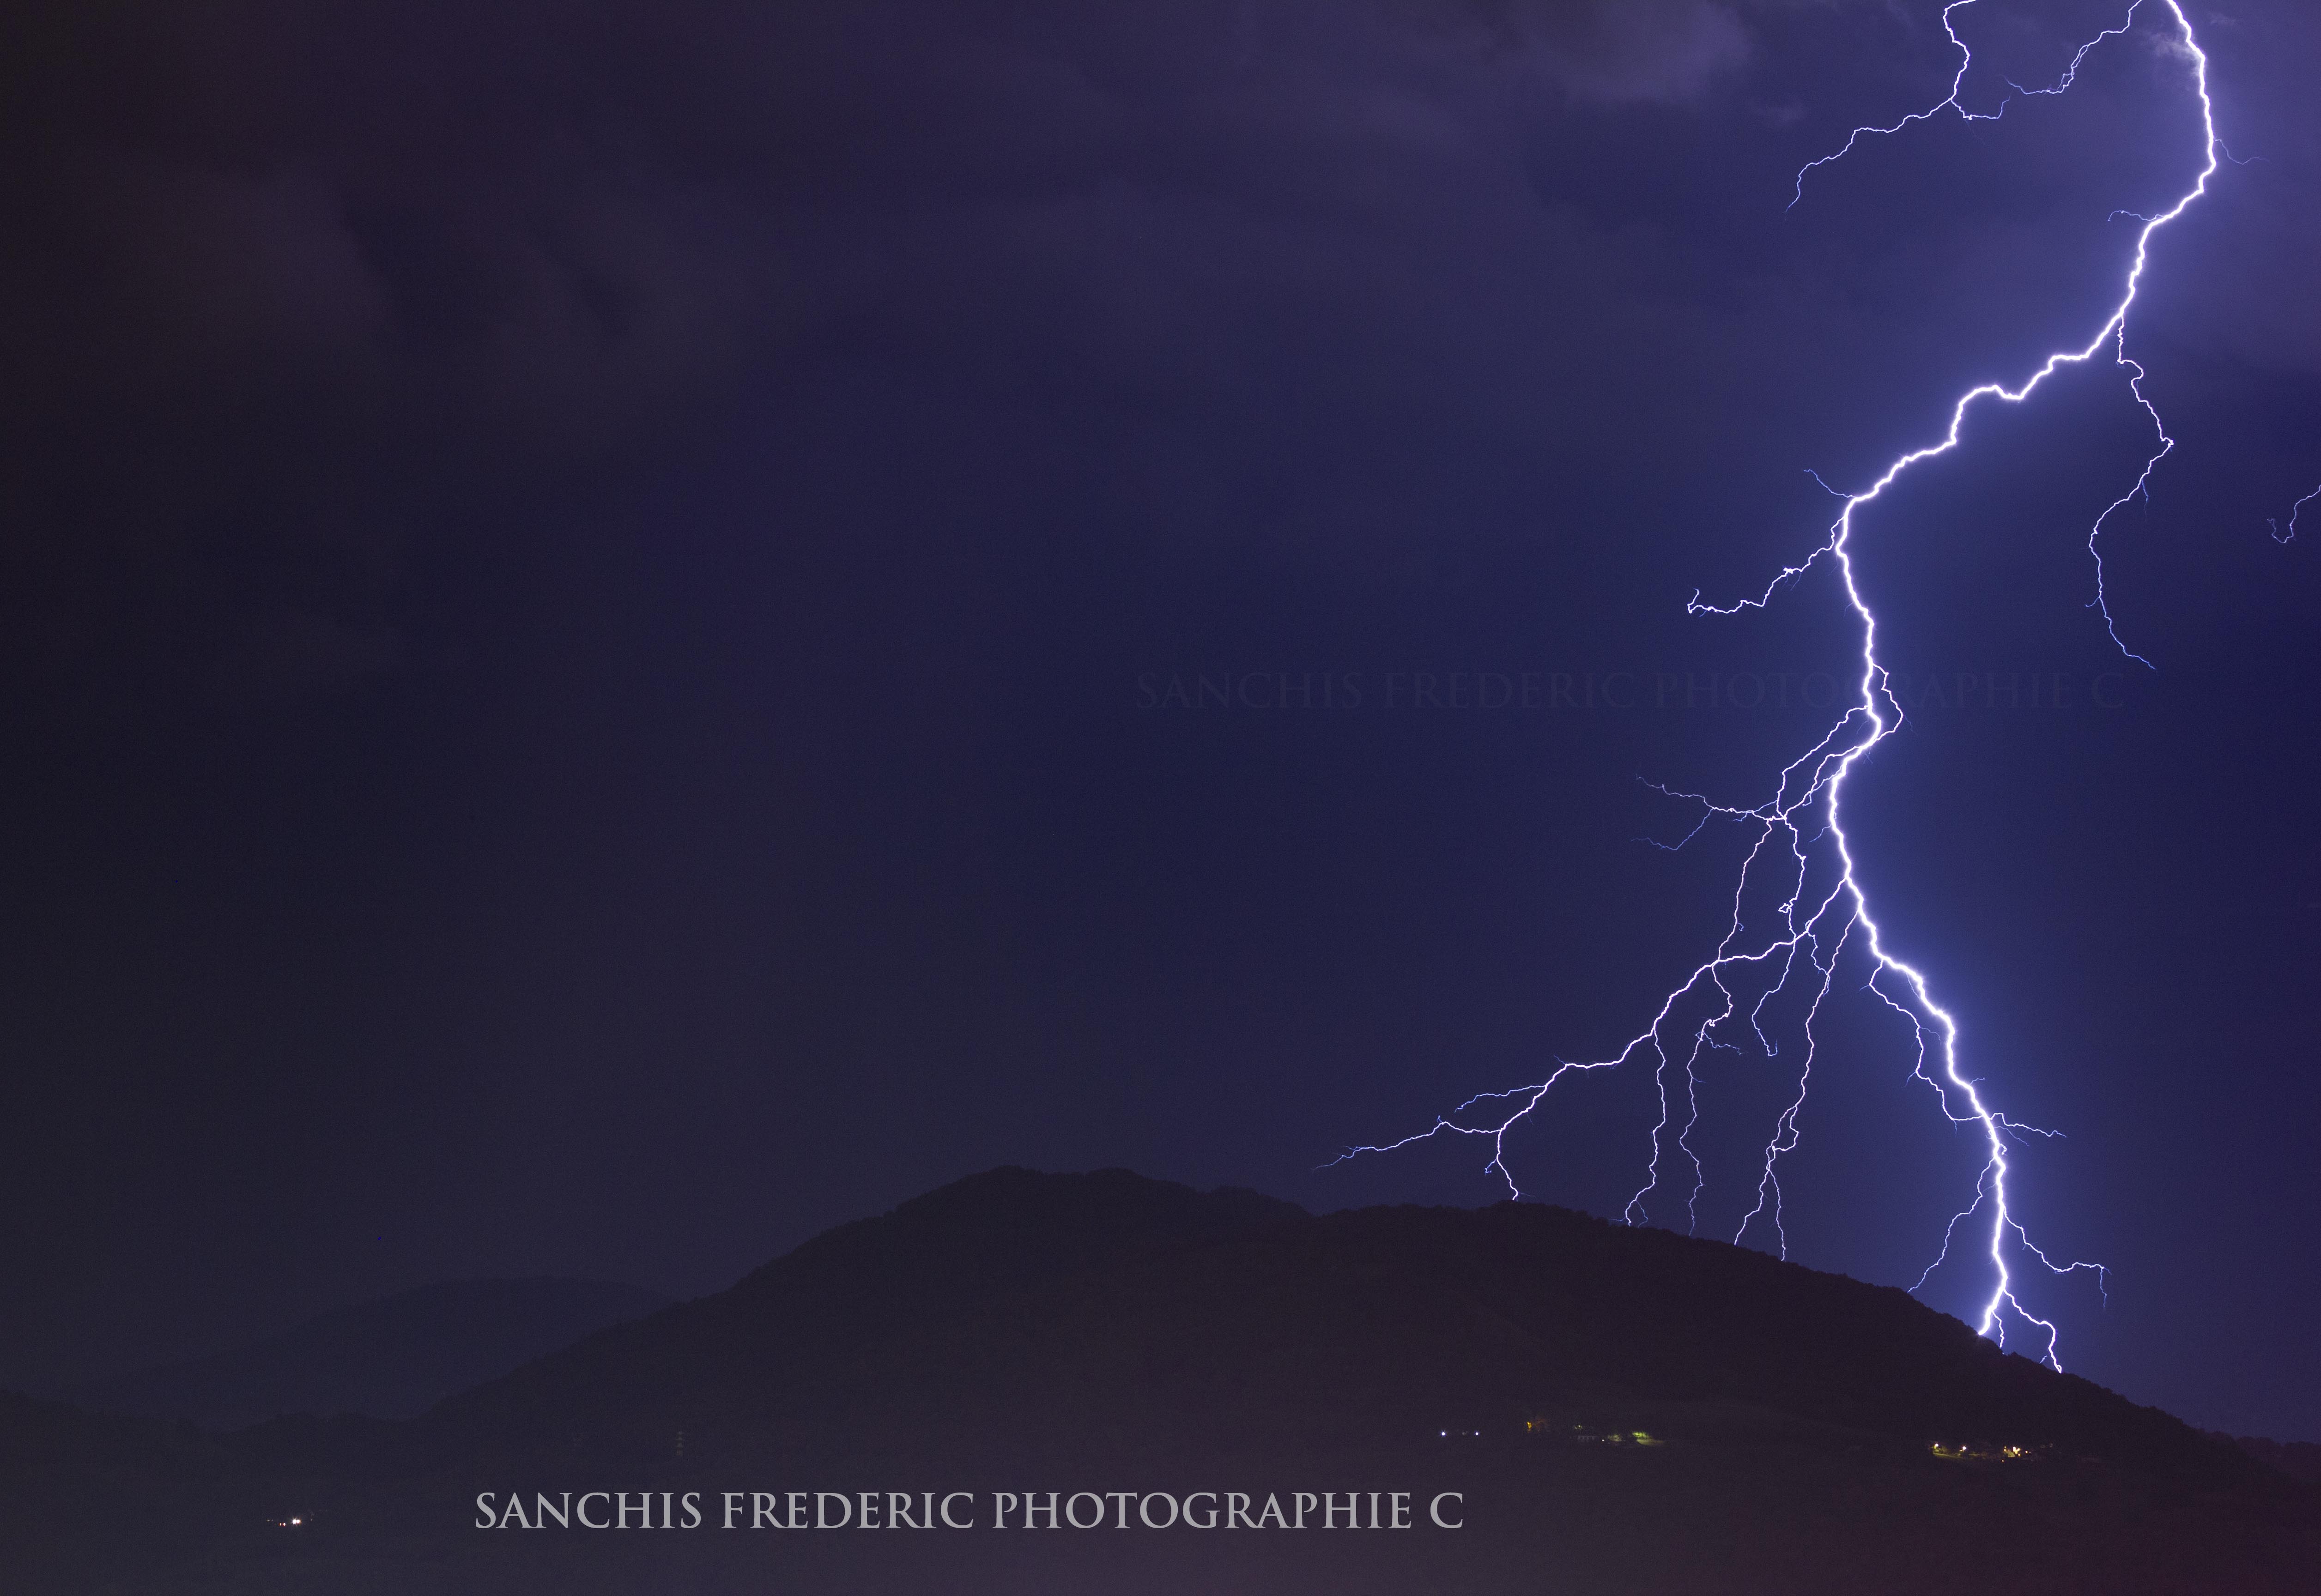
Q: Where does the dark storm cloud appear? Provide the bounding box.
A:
[20,0,2274,659]
[8,0,2309,549]
[0,0,1782,706]
[1413,0,1751,101]
[0,0,1743,446]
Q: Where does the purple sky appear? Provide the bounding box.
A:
[1,0,2315,1440]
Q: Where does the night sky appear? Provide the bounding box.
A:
[3,1,2315,1443]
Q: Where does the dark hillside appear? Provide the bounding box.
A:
[4,1170,2312,1594]
[66,1278,669,1430]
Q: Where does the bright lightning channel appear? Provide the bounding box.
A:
[1333,0,2260,1371]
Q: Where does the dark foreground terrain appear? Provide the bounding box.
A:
[4,1169,2314,1593]
[62,1278,671,1431]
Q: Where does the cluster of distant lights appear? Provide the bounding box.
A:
[1449,1424,2036,1458]
[1344,1,2312,1370]
[1447,1422,1665,1446]
[1930,1441,2042,1461]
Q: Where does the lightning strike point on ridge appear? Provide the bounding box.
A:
[1336,0,2275,1372]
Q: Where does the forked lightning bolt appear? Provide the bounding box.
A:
[1333,0,2287,1371]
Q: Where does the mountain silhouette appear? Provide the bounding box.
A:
[65,1277,670,1430]
[4,1169,2313,1593]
